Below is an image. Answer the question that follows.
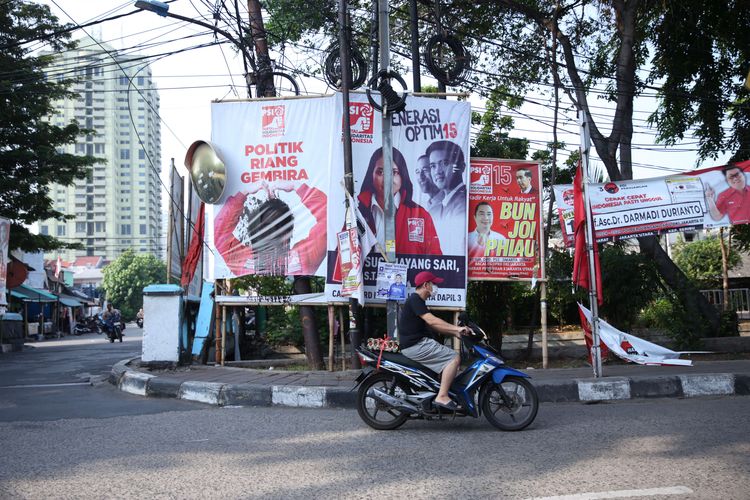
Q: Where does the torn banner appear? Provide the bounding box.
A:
[578,304,708,366]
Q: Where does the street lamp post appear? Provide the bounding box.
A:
[134,0,254,96]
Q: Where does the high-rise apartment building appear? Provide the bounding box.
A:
[41,36,162,261]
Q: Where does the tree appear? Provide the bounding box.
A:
[0,1,96,252]
[102,250,166,320]
[672,236,740,287]
[440,0,750,335]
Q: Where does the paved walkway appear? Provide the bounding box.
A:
[111,357,750,409]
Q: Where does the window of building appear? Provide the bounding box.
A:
[137,76,145,85]
[94,144,105,154]
[121,224,131,235]
[138,149,145,159]
[95,222,106,232]
[120,149,130,160]
[140,224,147,235]
[76,222,86,232]
[56,225,65,236]
[119,76,128,85]
[41,225,49,235]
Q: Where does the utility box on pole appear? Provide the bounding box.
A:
[141,284,183,365]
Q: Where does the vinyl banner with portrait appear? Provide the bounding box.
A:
[325,93,471,308]
[208,97,335,278]
[553,159,750,245]
[468,159,542,280]
[0,217,9,307]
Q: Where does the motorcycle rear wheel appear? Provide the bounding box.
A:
[481,376,538,431]
[356,373,410,430]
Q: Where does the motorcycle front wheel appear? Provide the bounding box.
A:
[481,376,538,431]
[356,373,410,430]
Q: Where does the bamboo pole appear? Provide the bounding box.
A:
[327,305,335,371]
[338,307,346,371]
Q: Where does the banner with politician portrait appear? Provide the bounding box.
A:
[468,159,542,280]
[208,97,335,278]
[553,159,750,245]
[325,93,471,308]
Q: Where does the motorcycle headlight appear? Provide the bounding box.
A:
[486,355,504,366]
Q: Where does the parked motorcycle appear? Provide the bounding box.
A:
[354,314,539,431]
[73,316,101,336]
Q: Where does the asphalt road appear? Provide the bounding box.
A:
[0,328,748,499]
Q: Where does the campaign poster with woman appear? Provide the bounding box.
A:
[208,97,336,278]
[468,159,542,280]
[326,93,471,308]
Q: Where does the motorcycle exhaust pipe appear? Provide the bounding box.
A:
[367,387,420,414]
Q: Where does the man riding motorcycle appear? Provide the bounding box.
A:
[101,303,123,342]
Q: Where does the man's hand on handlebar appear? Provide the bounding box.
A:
[457,326,472,336]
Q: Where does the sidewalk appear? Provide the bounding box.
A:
[110,357,750,409]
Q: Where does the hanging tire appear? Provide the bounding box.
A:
[356,373,410,431]
[481,376,538,431]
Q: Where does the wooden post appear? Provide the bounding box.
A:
[221,304,227,366]
[327,305,335,371]
[338,307,346,371]
[214,280,222,364]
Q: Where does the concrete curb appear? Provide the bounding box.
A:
[110,361,750,409]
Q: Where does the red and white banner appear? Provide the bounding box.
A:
[0,217,9,307]
[554,159,750,245]
[325,93,471,308]
[578,304,703,366]
[209,97,335,278]
[468,159,542,280]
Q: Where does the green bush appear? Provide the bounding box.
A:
[639,296,704,349]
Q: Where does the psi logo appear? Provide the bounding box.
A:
[262,105,285,137]
[349,102,374,143]
[407,218,425,243]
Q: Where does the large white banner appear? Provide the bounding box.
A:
[554,160,750,245]
[325,93,472,308]
[0,217,9,308]
[209,97,336,278]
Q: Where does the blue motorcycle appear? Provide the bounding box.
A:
[354,315,539,431]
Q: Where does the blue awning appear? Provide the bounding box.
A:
[58,295,83,307]
[10,284,58,303]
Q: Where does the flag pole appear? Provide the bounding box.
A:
[580,111,603,378]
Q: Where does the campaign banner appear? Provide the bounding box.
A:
[467,159,542,280]
[325,93,471,308]
[337,228,362,297]
[553,160,750,245]
[208,97,335,278]
[0,217,9,307]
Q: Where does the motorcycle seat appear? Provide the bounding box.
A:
[377,351,440,380]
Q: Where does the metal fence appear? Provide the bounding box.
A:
[700,288,750,319]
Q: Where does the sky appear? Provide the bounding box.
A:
[38,0,733,192]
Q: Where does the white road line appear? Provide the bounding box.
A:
[0,382,91,389]
[527,486,693,500]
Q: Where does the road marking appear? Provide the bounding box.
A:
[0,382,91,389]
[527,486,693,500]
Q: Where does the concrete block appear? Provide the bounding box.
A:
[179,381,223,405]
[536,380,580,403]
[630,375,682,399]
[145,377,181,398]
[578,377,631,401]
[679,373,734,397]
[220,384,272,407]
[325,387,357,408]
[734,374,750,396]
[272,385,326,407]
[119,371,155,396]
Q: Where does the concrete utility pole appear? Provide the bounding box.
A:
[378,0,398,339]
[338,0,363,367]
[247,0,275,97]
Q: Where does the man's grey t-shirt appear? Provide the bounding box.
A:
[398,293,430,349]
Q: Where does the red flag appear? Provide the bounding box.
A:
[181,202,205,287]
[577,304,609,364]
[572,162,603,305]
